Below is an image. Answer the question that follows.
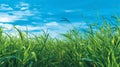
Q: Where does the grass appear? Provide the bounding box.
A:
[0,17,120,67]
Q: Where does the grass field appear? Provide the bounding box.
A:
[0,17,120,67]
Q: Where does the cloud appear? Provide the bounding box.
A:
[0,2,34,23]
[16,2,29,10]
[64,10,75,12]
[32,22,38,24]
[19,2,29,7]
[12,10,34,16]
[15,25,44,31]
[46,21,59,26]
[72,22,88,28]
[45,21,88,32]
[0,13,21,22]
[47,12,54,15]
[0,23,13,30]
[0,2,88,38]
[64,9,81,13]
[44,21,88,37]
[0,23,44,31]
[0,4,13,10]
[0,21,88,38]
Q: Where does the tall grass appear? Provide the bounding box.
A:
[0,18,119,67]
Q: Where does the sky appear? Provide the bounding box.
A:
[0,0,120,37]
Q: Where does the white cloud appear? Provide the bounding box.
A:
[0,21,88,38]
[16,2,29,10]
[64,9,81,13]
[32,22,38,24]
[0,23,44,31]
[12,10,34,16]
[46,21,59,26]
[0,11,31,23]
[0,2,34,22]
[47,12,54,15]
[15,25,44,31]
[0,9,34,23]
[44,21,88,37]
[0,2,87,38]
[72,22,88,28]
[64,10,75,12]
[0,4,13,10]
[0,13,21,22]
[20,7,28,10]
[0,23,13,30]
[19,2,29,7]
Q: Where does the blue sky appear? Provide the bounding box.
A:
[0,0,120,37]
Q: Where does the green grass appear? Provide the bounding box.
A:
[0,18,120,67]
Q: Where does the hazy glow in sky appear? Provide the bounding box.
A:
[0,0,120,37]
